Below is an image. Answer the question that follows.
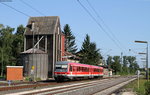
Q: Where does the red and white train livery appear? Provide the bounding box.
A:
[54,61,104,81]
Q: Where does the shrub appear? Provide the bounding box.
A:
[24,77,31,81]
[144,81,150,95]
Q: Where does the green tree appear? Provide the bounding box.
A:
[0,24,25,76]
[62,24,77,54]
[106,56,113,69]
[0,25,14,76]
[12,25,25,65]
[106,55,139,75]
[122,56,129,74]
[127,56,139,74]
[79,34,102,65]
[111,56,121,74]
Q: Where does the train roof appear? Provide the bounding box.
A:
[56,61,70,65]
[56,61,103,69]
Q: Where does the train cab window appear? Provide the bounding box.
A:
[55,65,68,72]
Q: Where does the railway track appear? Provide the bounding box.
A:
[3,76,136,95]
[0,78,110,94]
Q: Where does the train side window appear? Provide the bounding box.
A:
[96,69,99,72]
[83,67,85,72]
[82,67,84,72]
[73,66,76,71]
[79,67,81,72]
[87,68,89,72]
[80,67,82,72]
[84,67,86,72]
[94,69,99,72]
[78,66,80,72]
[77,66,79,72]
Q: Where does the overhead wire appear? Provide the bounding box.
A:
[0,2,30,17]
[86,0,127,52]
[20,0,45,16]
[77,0,124,53]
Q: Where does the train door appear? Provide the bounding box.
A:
[69,65,72,75]
[72,65,77,76]
[89,67,93,78]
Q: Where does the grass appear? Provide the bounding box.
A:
[124,77,148,95]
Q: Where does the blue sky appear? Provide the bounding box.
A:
[0,0,150,67]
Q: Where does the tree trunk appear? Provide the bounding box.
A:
[1,49,3,76]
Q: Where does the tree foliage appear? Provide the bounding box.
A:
[78,34,102,65]
[0,25,14,76]
[127,56,139,73]
[62,24,77,54]
[12,25,25,65]
[106,55,139,75]
[112,56,121,74]
[106,56,113,68]
[0,24,25,76]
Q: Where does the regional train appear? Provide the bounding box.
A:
[54,61,104,82]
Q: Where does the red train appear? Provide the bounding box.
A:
[54,61,104,82]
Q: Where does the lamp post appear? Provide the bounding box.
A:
[135,40,149,81]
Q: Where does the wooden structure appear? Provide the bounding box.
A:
[24,16,65,77]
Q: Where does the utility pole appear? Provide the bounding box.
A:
[146,43,149,81]
[135,40,149,81]
[31,21,35,82]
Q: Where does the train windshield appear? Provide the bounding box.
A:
[55,64,68,72]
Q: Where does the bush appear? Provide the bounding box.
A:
[144,81,150,95]
[0,76,6,80]
[35,77,41,81]
[24,77,31,81]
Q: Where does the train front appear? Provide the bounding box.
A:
[54,61,69,81]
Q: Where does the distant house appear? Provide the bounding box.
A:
[24,16,65,77]
[62,51,80,63]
